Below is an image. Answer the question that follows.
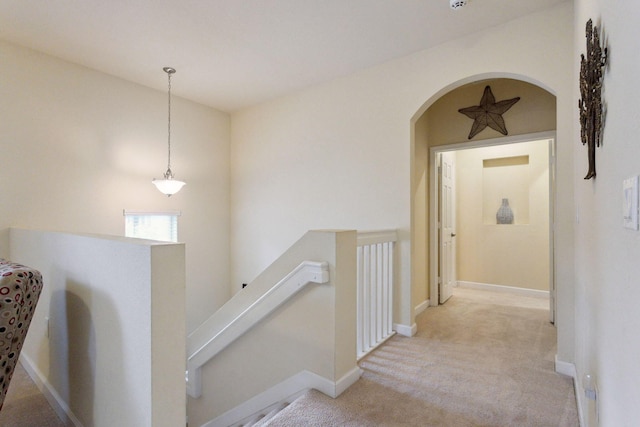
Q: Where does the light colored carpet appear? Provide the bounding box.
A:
[0,362,65,427]
[262,287,579,426]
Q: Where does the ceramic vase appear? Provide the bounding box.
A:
[496,198,514,224]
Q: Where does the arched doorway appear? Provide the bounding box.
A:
[410,77,557,326]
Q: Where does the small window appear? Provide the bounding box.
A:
[123,210,181,242]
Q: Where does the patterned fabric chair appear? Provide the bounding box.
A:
[0,259,43,410]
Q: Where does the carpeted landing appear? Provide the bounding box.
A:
[0,362,64,427]
[260,287,579,426]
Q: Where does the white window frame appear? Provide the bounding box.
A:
[123,210,182,243]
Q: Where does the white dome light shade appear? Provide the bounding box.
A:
[153,176,186,196]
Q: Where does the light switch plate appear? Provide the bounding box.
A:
[623,176,639,230]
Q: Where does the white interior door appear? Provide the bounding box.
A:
[439,152,456,303]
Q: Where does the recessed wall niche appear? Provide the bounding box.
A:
[482,155,530,224]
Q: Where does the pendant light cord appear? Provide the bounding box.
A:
[153,66,185,196]
[167,69,172,173]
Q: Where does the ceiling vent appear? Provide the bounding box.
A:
[450,0,467,10]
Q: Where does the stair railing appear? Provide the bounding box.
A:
[187,260,329,398]
[356,230,397,359]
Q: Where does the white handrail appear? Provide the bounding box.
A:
[357,229,398,247]
[187,260,329,398]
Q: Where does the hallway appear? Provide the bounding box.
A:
[261,287,579,426]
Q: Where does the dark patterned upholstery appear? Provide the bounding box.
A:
[0,259,43,410]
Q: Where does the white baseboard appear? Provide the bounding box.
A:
[333,366,363,397]
[414,299,430,315]
[555,355,584,427]
[206,366,363,427]
[19,354,83,427]
[457,281,550,299]
[554,355,576,378]
[394,322,417,337]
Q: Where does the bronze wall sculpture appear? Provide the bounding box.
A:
[579,19,608,180]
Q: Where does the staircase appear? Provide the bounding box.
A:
[187,229,398,427]
[187,230,362,427]
[233,402,290,427]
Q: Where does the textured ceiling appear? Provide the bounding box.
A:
[0,0,566,112]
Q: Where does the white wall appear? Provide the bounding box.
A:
[0,41,231,332]
[231,1,575,357]
[412,117,429,310]
[10,228,185,427]
[456,141,550,291]
[573,0,640,425]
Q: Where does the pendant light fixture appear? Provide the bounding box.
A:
[153,66,186,196]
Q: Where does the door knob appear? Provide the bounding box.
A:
[451,233,456,237]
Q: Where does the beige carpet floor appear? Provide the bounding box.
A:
[261,287,579,427]
[0,288,579,427]
[0,362,64,427]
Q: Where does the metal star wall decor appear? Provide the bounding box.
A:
[458,86,520,139]
[579,19,608,180]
